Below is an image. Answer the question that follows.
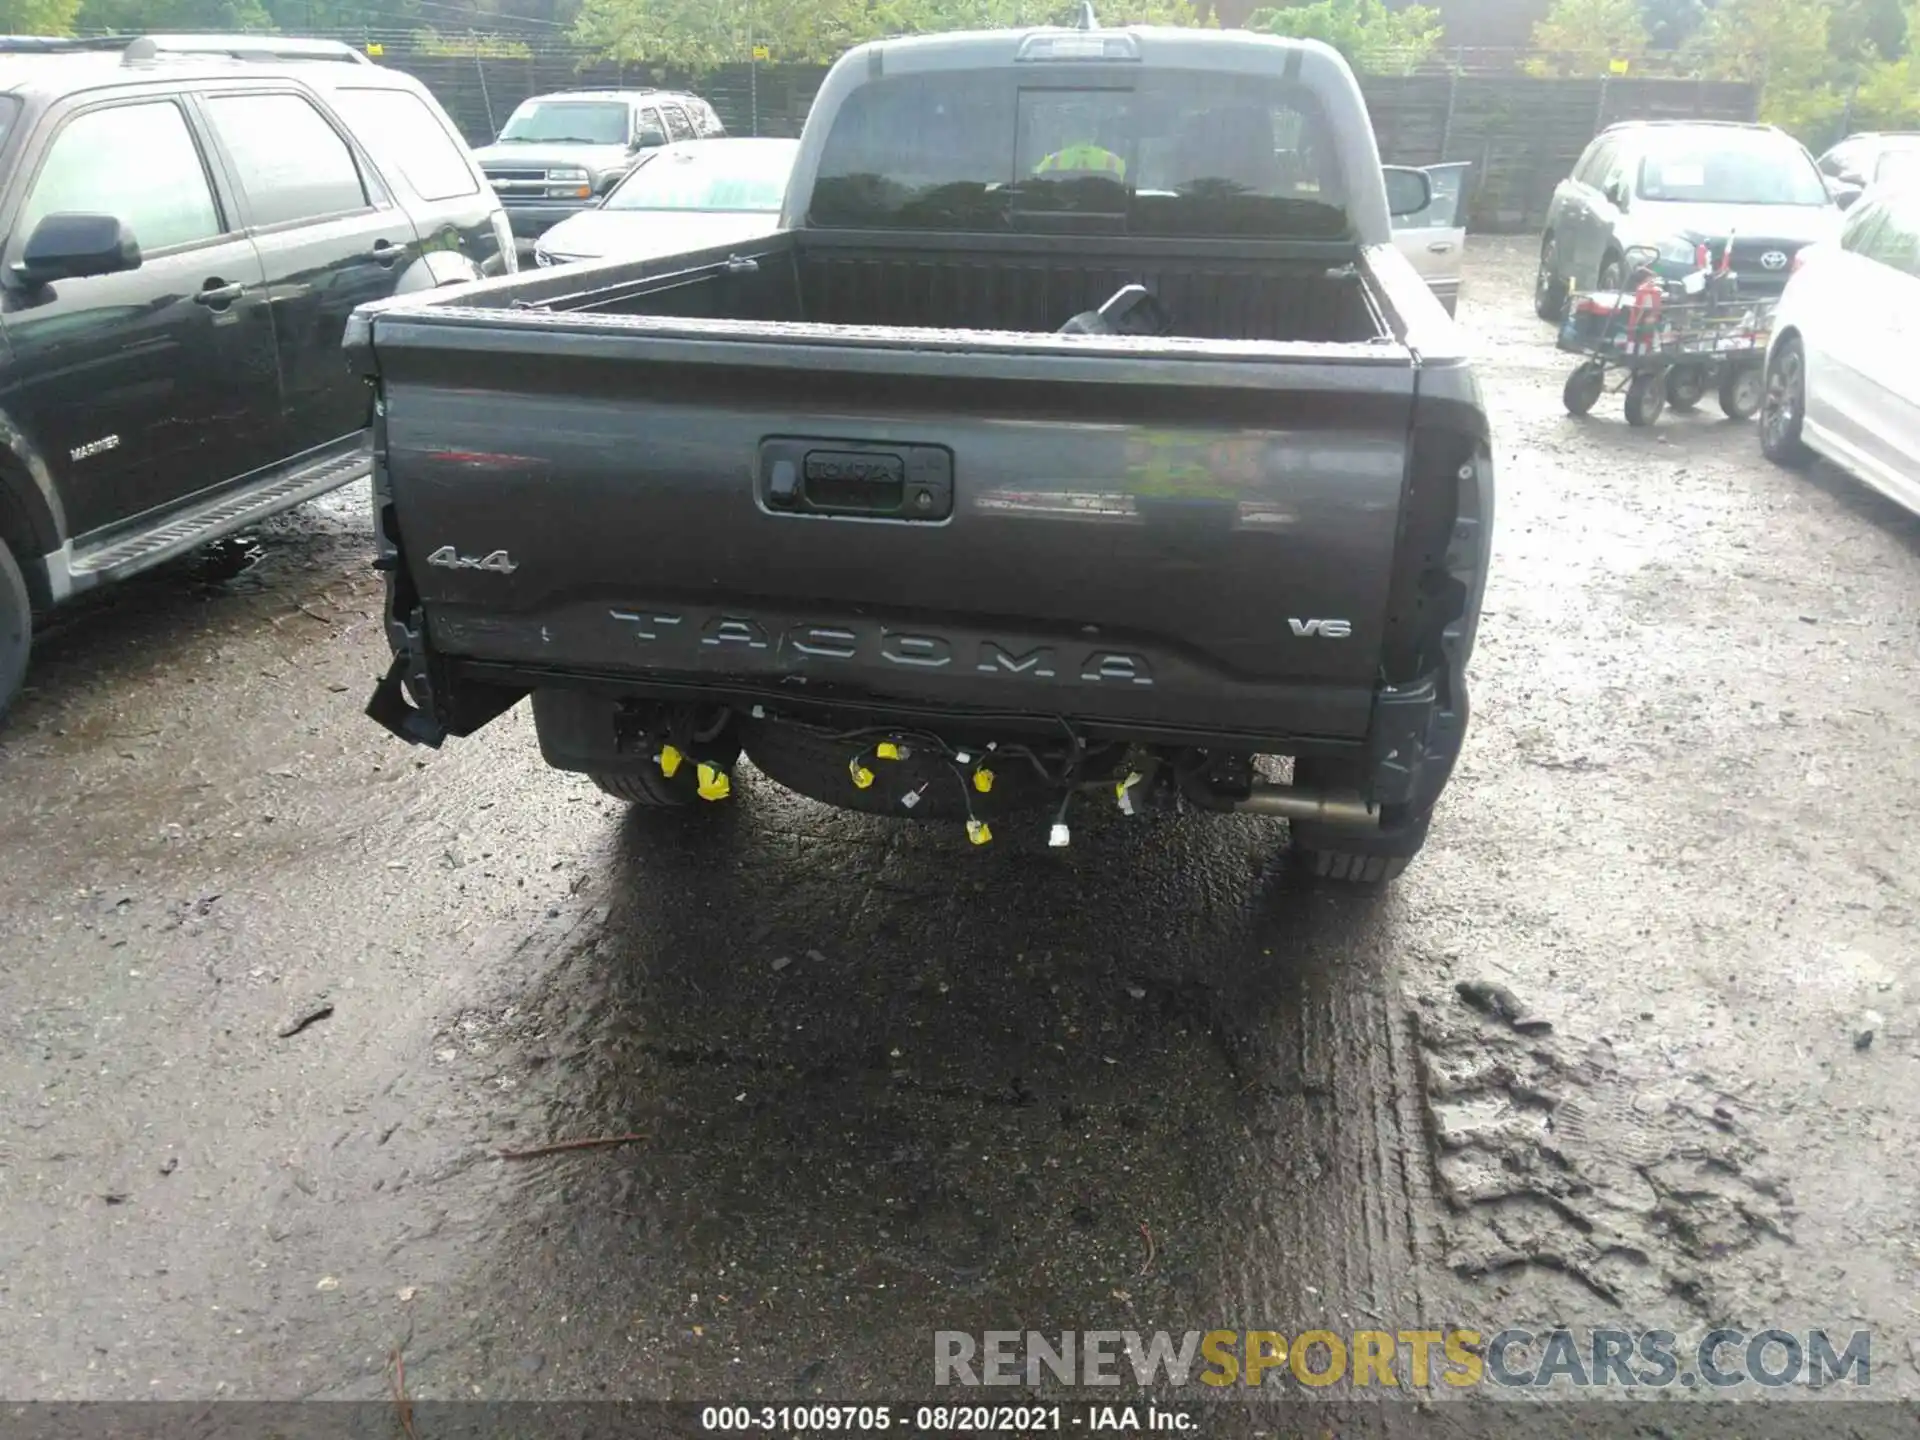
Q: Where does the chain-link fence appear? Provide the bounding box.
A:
[359,40,827,145]
[284,32,1762,233]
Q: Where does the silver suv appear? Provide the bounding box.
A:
[1534,121,1842,319]
[472,88,724,254]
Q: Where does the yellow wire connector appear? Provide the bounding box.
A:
[876,742,904,761]
[849,757,876,790]
[1115,771,1144,816]
[973,768,995,794]
[657,745,684,779]
[966,819,993,846]
[695,763,731,802]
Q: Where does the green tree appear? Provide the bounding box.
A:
[1522,0,1649,75]
[261,0,425,29]
[573,0,1201,68]
[0,0,82,32]
[76,0,273,29]
[1828,0,1909,63]
[1688,0,1842,135]
[1642,0,1708,50]
[1246,0,1442,74]
[1848,52,1920,129]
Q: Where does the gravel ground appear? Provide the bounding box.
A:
[1,237,1916,1411]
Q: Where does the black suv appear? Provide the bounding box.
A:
[0,34,515,721]
[471,88,724,255]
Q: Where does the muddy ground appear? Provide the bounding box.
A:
[2,238,1917,1412]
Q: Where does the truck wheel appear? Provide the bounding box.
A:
[1665,365,1706,411]
[0,536,30,725]
[1297,849,1410,884]
[1761,337,1815,467]
[1624,372,1666,427]
[591,734,742,808]
[1287,757,1423,886]
[1718,360,1764,421]
[1562,362,1605,417]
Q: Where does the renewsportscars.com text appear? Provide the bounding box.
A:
[934,1328,1872,1390]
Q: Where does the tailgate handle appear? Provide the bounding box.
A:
[759,439,953,522]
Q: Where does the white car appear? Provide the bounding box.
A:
[1760,184,1920,514]
[1389,162,1470,314]
[534,137,799,267]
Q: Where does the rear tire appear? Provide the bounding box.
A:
[1563,361,1606,416]
[591,733,742,809]
[1665,365,1706,411]
[1761,336,1815,467]
[1288,756,1426,886]
[1624,372,1666,427]
[0,537,30,725]
[1298,850,1411,885]
[1718,360,1764,421]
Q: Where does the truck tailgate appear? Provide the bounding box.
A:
[369,312,1419,742]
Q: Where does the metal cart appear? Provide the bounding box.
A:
[1558,270,1774,428]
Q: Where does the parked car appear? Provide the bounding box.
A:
[473,88,724,257]
[1390,160,1469,314]
[1760,184,1920,515]
[1534,120,1843,320]
[1817,131,1920,209]
[0,33,513,721]
[535,137,799,267]
[351,26,1490,886]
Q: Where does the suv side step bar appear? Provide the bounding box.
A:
[53,437,370,598]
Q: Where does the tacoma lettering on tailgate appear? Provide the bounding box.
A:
[609,609,1154,687]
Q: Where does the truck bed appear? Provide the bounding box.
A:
[354,231,1475,750]
[514,231,1389,344]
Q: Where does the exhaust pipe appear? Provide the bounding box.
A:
[1233,784,1378,829]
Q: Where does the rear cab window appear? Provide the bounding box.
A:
[809,67,1349,239]
[328,86,480,202]
[204,92,371,227]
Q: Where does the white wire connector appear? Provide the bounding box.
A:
[1049,821,1071,848]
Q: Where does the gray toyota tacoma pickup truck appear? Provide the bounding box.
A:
[349,22,1494,883]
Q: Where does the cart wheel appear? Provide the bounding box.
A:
[1719,361,1764,421]
[1563,362,1606,417]
[1624,372,1667,427]
[1665,364,1707,411]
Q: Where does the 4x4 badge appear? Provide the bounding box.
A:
[427,545,518,575]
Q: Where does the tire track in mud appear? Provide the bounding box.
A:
[1412,997,1792,1321]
